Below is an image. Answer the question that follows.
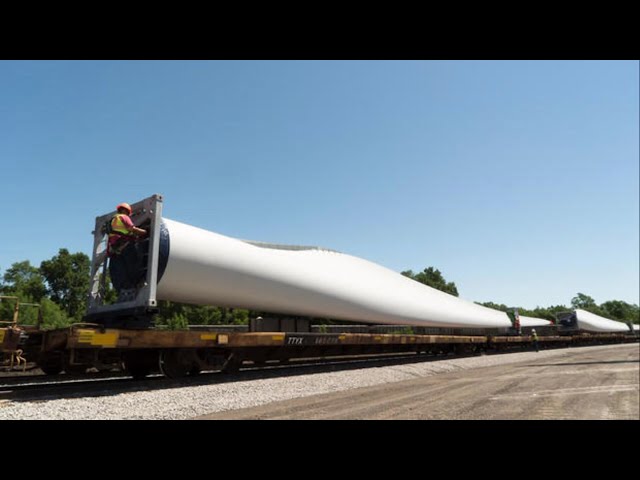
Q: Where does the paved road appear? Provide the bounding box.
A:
[197,343,639,419]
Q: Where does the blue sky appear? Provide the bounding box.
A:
[0,60,638,308]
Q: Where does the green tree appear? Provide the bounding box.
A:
[0,296,19,324]
[402,267,459,296]
[23,298,73,329]
[229,308,250,325]
[530,305,571,322]
[40,249,90,321]
[571,293,597,310]
[570,292,608,317]
[39,298,74,329]
[600,300,640,325]
[165,312,189,330]
[1,260,47,301]
[476,301,571,323]
[155,302,250,327]
[477,301,510,312]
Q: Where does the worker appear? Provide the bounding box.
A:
[108,203,147,296]
[108,203,147,255]
[531,328,539,352]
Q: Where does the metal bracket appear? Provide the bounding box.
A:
[85,194,164,324]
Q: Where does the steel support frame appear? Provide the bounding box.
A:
[85,194,163,319]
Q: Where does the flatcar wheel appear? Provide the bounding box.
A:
[40,365,63,375]
[64,364,88,375]
[124,350,157,379]
[38,354,63,375]
[159,349,192,379]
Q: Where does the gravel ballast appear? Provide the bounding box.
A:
[0,344,633,420]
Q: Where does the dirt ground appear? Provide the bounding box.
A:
[197,343,639,420]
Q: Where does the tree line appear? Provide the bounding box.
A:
[1,250,638,328]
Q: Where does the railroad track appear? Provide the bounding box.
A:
[0,369,128,387]
[0,349,489,402]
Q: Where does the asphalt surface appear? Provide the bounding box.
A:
[197,343,639,419]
